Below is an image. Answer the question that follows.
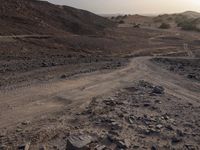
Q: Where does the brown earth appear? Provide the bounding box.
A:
[0,0,200,150]
[0,0,114,35]
[0,57,200,150]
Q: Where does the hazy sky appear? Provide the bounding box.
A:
[47,0,200,14]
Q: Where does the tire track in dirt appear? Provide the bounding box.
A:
[0,56,199,129]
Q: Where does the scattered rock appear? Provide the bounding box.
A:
[139,80,153,88]
[165,125,174,131]
[66,135,92,150]
[60,74,67,79]
[116,139,130,149]
[171,136,182,144]
[152,86,165,94]
[95,145,106,150]
[154,100,161,104]
[39,145,47,150]
[41,62,48,67]
[103,99,116,106]
[108,130,119,136]
[156,124,163,129]
[21,120,31,125]
[143,103,151,107]
[16,128,23,132]
[107,134,117,143]
[111,122,122,130]
[176,129,184,137]
[185,144,198,150]
[187,74,196,79]
[127,116,135,124]
[151,144,158,150]
[163,114,169,120]
[18,142,30,150]
[0,145,7,150]
[133,145,140,149]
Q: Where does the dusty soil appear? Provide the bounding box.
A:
[1,26,200,88]
[0,56,200,150]
[0,1,200,149]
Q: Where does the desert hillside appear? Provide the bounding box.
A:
[181,11,200,18]
[0,0,200,150]
[111,11,200,31]
[0,0,114,35]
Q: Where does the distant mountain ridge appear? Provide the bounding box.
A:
[110,10,200,31]
[181,11,200,18]
[0,0,114,35]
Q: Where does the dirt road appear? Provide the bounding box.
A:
[0,56,199,130]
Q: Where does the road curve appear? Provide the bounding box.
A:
[0,56,199,129]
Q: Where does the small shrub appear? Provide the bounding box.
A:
[175,15,188,24]
[133,24,140,28]
[159,23,171,29]
[153,17,163,23]
[177,20,200,32]
[123,15,128,18]
[116,15,122,20]
[118,20,125,24]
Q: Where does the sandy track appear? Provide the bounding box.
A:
[0,57,199,129]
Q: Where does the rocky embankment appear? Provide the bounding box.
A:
[1,80,199,149]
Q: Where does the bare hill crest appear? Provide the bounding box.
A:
[0,0,114,35]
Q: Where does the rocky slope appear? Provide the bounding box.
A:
[0,0,114,35]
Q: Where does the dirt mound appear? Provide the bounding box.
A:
[0,0,114,35]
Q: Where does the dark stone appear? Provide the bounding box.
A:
[176,129,184,137]
[139,80,153,88]
[39,145,47,150]
[187,74,196,79]
[171,136,182,144]
[103,99,116,106]
[185,144,197,150]
[95,145,106,150]
[143,103,151,107]
[66,135,92,150]
[154,100,161,103]
[116,139,130,149]
[165,125,174,131]
[152,86,165,94]
[18,143,30,150]
[111,122,122,130]
[0,145,7,150]
[151,144,158,150]
[61,74,67,79]
[41,62,48,67]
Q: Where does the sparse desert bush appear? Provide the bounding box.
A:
[118,20,125,24]
[175,15,188,25]
[159,23,171,29]
[177,20,200,32]
[133,24,140,28]
[116,15,122,20]
[153,17,163,23]
[123,15,128,18]
[167,17,173,21]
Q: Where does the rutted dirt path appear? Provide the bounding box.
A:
[0,56,200,130]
